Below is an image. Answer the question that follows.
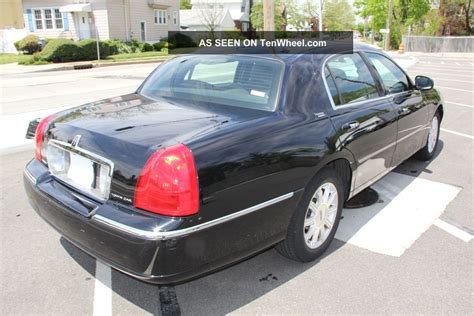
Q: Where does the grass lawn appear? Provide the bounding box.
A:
[106,51,169,61]
[0,54,33,65]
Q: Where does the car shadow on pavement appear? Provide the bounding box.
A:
[61,237,345,315]
[394,140,444,177]
[60,142,445,315]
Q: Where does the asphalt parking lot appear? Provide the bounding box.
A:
[1,54,473,315]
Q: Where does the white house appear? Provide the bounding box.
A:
[180,8,235,31]
[189,0,250,31]
[21,0,180,42]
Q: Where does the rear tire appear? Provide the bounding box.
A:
[415,112,440,161]
[276,168,344,262]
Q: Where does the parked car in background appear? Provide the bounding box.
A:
[24,44,443,284]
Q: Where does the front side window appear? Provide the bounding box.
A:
[366,53,411,94]
[34,9,43,30]
[155,10,167,24]
[140,56,283,112]
[326,54,379,105]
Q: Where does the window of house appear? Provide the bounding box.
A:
[155,10,167,25]
[44,9,53,29]
[32,8,63,30]
[326,54,379,105]
[173,11,178,25]
[54,9,63,29]
[34,9,43,30]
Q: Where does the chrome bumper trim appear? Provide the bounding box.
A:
[92,192,295,240]
[24,168,37,185]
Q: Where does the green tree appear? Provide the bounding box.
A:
[285,0,307,30]
[250,0,286,30]
[324,0,355,31]
[354,0,431,48]
[180,0,192,10]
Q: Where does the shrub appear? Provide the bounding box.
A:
[18,52,49,65]
[15,35,41,54]
[104,39,134,54]
[140,42,154,52]
[125,39,142,52]
[39,39,83,62]
[78,39,111,59]
[168,33,196,48]
[153,39,170,51]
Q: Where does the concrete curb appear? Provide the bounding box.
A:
[1,58,168,75]
[37,58,168,72]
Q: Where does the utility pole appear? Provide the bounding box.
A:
[318,0,323,31]
[263,0,275,31]
[384,0,393,50]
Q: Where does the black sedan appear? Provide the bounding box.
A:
[24,45,443,284]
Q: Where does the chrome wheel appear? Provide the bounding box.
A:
[427,116,439,153]
[303,182,338,249]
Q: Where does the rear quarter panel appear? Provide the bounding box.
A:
[186,55,348,232]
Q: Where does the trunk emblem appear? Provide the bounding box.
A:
[71,135,82,148]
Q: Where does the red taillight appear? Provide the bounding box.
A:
[35,115,54,162]
[134,144,199,217]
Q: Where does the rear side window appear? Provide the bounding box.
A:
[324,67,341,106]
[326,54,379,105]
[366,52,411,94]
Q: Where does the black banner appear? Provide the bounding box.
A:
[167,31,354,55]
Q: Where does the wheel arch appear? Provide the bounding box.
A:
[306,150,357,202]
[436,104,444,121]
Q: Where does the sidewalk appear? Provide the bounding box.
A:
[0,57,167,76]
[386,51,419,70]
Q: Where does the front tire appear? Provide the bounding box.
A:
[276,168,344,262]
[415,112,440,161]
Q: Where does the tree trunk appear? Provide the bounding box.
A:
[437,0,448,36]
[466,0,472,34]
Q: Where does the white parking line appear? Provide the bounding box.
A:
[445,101,474,108]
[441,128,474,140]
[336,173,461,256]
[430,77,474,83]
[434,219,473,242]
[436,85,474,93]
[411,66,474,72]
[455,62,460,65]
[410,71,474,78]
[93,261,112,316]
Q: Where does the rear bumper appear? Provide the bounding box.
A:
[24,159,298,284]
[24,159,185,284]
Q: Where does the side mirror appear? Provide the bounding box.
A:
[415,75,434,91]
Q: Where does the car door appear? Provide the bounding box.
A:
[364,52,428,167]
[323,53,399,192]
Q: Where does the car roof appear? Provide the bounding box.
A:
[221,43,385,64]
[178,43,385,65]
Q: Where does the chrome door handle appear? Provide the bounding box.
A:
[342,121,360,130]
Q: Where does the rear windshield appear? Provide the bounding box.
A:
[139,55,283,112]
